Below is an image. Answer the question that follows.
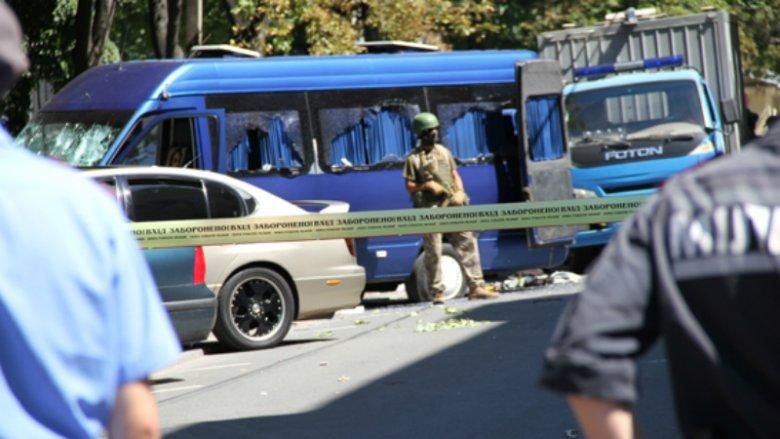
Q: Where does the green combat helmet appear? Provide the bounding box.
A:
[413,112,440,136]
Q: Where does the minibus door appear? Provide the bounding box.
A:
[112,110,225,171]
[515,59,576,247]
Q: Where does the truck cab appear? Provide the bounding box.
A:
[538,9,744,269]
[566,62,726,250]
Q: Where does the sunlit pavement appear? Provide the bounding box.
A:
[154,281,679,438]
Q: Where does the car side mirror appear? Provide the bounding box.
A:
[720,98,740,124]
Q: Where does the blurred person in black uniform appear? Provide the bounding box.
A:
[765,114,779,133]
[540,122,780,438]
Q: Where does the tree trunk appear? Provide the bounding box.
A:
[73,0,94,74]
[148,0,184,58]
[73,0,117,76]
[165,0,183,58]
[182,0,201,49]
[148,0,167,58]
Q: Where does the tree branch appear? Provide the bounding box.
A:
[73,0,94,75]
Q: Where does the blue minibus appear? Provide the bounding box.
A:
[17,50,573,301]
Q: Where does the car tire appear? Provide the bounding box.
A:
[405,244,468,303]
[213,267,295,350]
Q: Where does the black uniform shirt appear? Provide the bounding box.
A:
[540,132,780,438]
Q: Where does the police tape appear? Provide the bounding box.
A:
[131,196,648,249]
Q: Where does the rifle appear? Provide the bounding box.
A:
[420,150,468,207]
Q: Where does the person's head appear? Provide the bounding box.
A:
[413,112,439,148]
[0,3,28,95]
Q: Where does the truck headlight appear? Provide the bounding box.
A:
[573,188,598,199]
[688,139,714,155]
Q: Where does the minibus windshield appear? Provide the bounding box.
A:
[16,111,131,166]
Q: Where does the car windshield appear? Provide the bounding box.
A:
[16,111,131,166]
[566,80,705,142]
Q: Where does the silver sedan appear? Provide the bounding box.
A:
[84,166,366,350]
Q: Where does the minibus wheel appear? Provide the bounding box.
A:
[213,267,295,350]
[405,244,468,303]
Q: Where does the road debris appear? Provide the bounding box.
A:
[334,305,365,315]
[317,331,334,338]
[501,269,582,292]
[550,271,582,284]
[415,318,489,332]
[353,319,370,325]
[337,375,350,382]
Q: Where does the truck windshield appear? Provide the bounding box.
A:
[16,111,131,166]
[566,80,704,142]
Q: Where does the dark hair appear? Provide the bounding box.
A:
[0,3,29,93]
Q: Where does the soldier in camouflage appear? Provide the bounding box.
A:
[402,112,499,304]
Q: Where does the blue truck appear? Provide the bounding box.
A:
[538,9,744,269]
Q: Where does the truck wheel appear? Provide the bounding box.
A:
[405,244,468,303]
[213,267,295,350]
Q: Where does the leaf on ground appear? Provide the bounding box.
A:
[444,306,463,315]
[353,319,370,325]
[317,331,335,338]
[415,318,489,333]
[338,375,350,382]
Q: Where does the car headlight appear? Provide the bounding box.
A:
[573,188,598,199]
[688,139,715,155]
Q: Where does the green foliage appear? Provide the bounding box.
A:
[226,0,499,55]
[2,0,778,135]
[111,0,234,60]
[490,0,778,76]
[112,0,152,61]
[1,0,75,133]
[729,0,779,75]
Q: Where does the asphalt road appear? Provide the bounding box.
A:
[153,282,680,438]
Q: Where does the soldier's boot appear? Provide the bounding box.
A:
[432,291,446,305]
[467,285,499,300]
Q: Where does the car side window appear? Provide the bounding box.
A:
[127,177,208,221]
[206,181,247,218]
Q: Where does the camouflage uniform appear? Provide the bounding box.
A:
[402,143,485,295]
